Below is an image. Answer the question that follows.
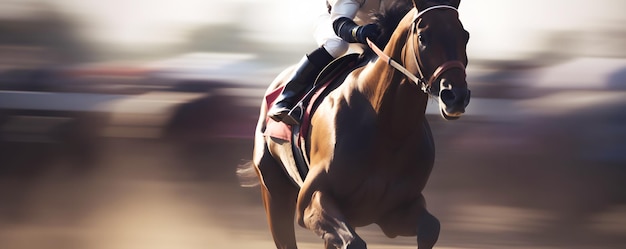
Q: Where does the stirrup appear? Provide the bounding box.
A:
[268,102,291,122]
[282,102,304,126]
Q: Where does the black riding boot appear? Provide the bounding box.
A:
[268,47,333,122]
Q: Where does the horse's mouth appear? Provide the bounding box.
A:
[438,88,470,121]
[440,108,462,120]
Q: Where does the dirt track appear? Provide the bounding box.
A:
[1,110,625,249]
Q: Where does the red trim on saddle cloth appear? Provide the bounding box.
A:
[263,71,341,144]
[264,86,292,142]
[298,73,342,145]
[264,57,356,146]
[264,74,341,143]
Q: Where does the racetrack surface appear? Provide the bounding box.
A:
[1,104,625,249]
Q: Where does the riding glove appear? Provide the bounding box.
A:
[333,17,380,44]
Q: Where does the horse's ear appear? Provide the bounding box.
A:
[449,0,461,8]
[412,0,428,11]
[412,0,461,11]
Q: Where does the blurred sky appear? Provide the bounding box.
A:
[1,0,625,60]
[0,0,327,46]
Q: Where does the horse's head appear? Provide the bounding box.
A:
[408,0,470,120]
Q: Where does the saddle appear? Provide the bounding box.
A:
[264,53,366,183]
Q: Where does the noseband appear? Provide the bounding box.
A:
[367,5,466,93]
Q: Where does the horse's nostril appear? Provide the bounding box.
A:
[440,89,455,103]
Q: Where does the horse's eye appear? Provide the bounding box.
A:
[418,33,427,45]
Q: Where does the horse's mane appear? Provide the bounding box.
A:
[371,1,414,48]
[370,0,460,48]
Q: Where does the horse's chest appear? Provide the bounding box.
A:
[327,149,427,186]
[336,173,427,226]
[330,142,435,216]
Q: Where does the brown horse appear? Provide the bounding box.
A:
[240,0,470,248]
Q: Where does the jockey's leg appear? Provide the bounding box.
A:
[268,47,333,122]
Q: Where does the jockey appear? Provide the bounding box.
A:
[268,0,382,122]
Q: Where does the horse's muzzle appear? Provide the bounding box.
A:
[438,83,470,120]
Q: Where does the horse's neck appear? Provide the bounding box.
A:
[358,26,430,139]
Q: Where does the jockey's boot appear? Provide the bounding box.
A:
[268,47,333,122]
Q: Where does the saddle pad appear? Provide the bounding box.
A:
[264,53,362,143]
[264,86,292,142]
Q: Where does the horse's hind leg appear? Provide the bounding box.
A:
[256,148,299,249]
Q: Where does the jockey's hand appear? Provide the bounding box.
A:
[334,17,380,44]
[355,23,380,44]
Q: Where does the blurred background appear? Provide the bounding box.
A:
[0,0,625,248]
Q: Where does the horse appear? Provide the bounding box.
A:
[239,0,470,248]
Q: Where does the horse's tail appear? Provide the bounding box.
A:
[236,160,260,188]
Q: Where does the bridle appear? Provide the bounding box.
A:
[367,5,466,93]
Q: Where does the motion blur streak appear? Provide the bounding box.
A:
[0,1,625,248]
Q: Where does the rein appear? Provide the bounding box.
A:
[366,5,466,93]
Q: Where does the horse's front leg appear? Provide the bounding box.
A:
[301,190,366,249]
[377,194,440,249]
[411,194,441,249]
[416,209,440,249]
[296,169,366,249]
